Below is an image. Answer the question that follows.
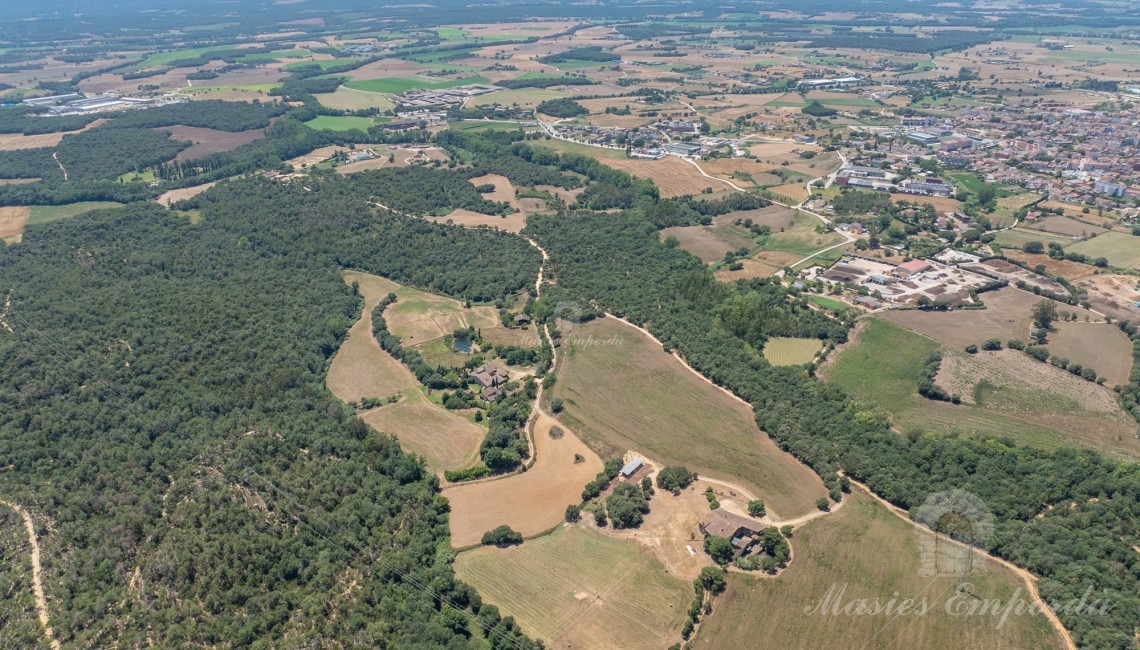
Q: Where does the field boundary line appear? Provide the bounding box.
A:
[0,499,60,650]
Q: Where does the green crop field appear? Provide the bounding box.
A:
[303,115,381,132]
[28,202,123,226]
[824,318,1140,457]
[344,75,489,94]
[760,211,846,257]
[810,295,849,313]
[763,337,822,365]
[455,525,692,649]
[1064,231,1140,269]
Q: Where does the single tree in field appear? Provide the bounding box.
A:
[704,535,734,565]
[747,499,766,518]
[1033,299,1058,330]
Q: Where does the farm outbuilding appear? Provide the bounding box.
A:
[620,457,644,478]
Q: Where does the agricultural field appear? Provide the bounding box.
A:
[343,75,489,94]
[1044,321,1134,388]
[27,202,123,226]
[825,318,1140,457]
[879,287,1097,349]
[360,388,484,472]
[0,206,29,241]
[443,411,603,546]
[432,208,528,233]
[554,316,827,518]
[382,283,502,345]
[1023,215,1107,238]
[313,87,396,112]
[692,490,1066,650]
[1065,231,1140,269]
[596,156,734,198]
[763,337,823,365]
[455,525,692,649]
[660,223,756,263]
[158,182,217,207]
[759,210,846,258]
[1002,250,1096,281]
[326,272,418,403]
[302,115,384,132]
[165,125,266,161]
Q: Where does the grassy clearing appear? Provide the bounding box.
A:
[455,525,691,649]
[313,87,396,111]
[1045,321,1134,387]
[344,75,489,94]
[811,295,850,313]
[1065,231,1140,269]
[761,211,846,257]
[692,490,1065,650]
[555,317,827,517]
[763,337,822,365]
[383,285,501,345]
[27,202,123,226]
[825,318,1140,457]
[303,115,382,132]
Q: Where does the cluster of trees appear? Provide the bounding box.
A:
[801,101,837,117]
[0,196,542,648]
[347,166,512,216]
[536,46,620,64]
[498,76,596,90]
[478,383,534,473]
[0,105,99,134]
[536,98,588,118]
[831,188,894,215]
[0,125,191,181]
[481,525,523,547]
[655,466,697,494]
[110,99,287,131]
[734,528,791,572]
[522,209,1140,648]
[605,482,651,528]
[917,351,957,402]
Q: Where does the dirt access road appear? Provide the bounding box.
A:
[1,500,60,650]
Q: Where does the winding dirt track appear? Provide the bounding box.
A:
[1,500,60,650]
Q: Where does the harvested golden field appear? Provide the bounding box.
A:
[361,389,484,472]
[599,156,734,198]
[768,182,809,204]
[693,157,774,181]
[285,145,342,169]
[444,411,603,547]
[713,205,796,230]
[164,125,266,162]
[0,178,39,185]
[157,181,217,207]
[0,207,30,240]
[1003,250,1096,281]
[879,287,1100,349]
[432,208,527,232]
[555,316,827,518]
[468,173,524,213]
[692,490,1066,650]
[714,251,801,281]
[660,223,754,263]
[763,337,823,365]
[326,272,417,403]
[1045,321,1134,388]
[455,525,691,649]
[0,132,67,151]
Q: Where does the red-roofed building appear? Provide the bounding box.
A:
[895,260,932,277]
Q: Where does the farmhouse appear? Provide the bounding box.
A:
[470,363,509,389]
[698,510,761,550]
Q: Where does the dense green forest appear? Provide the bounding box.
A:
[0,126,190,180]
[523,211,1139,649]
[0,175,541,647]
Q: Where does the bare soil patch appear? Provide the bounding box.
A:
[326,272,418,403]
[0,206,30,239]
[157,182,217,207]
[598,156,735,198]
[163,125,266,162]
[444,411,603,547]
[712,205,796,230]
[880,287,1099,349]
[430,209,527,233]
[1075,274,1140,321]
[1046,321,1134,388]
[1003,250,1097,281]
[768,182,809,204]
